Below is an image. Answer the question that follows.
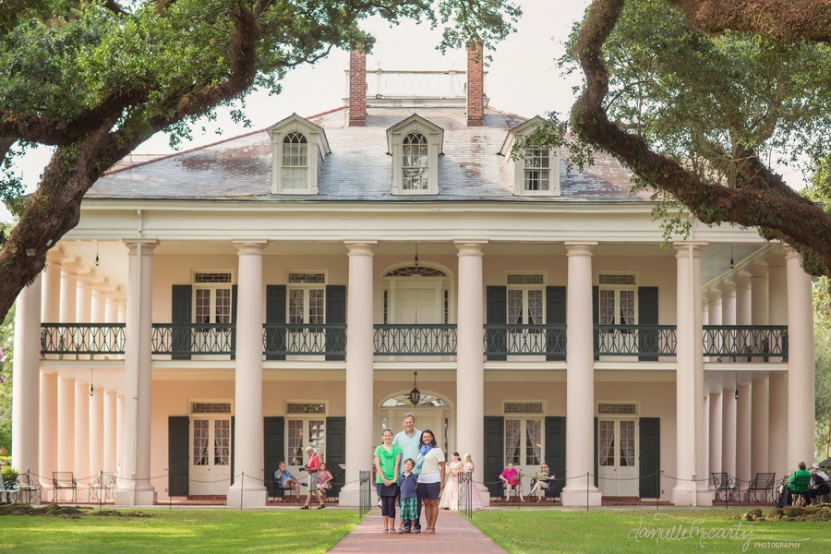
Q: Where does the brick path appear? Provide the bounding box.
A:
[329,510,506,553]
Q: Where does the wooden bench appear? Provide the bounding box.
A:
[712,472,738,502]
[88,472,117,503]
[746,472,776,503]
[52,472,77,503]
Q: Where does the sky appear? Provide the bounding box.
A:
[1,1,591,222]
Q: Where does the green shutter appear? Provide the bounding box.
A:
[639,418,661,498]
[592,286,599,361]
[168,416,189,497]
[325,285,346,361]
[171,285,192,360]
[638,287,659,361]
[483,416,505,498]
[231,284,238,360]
[544,416,566,497]
[230,416,235,486]
[264,417,285,497]
[265,285,286,361]
[486,286,507,361]
[326,417,346,497]
[546,286,566,361]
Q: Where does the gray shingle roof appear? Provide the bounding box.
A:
[86,106,648,202]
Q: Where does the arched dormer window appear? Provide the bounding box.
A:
[282,132,308,191]
[500,116,560,197]
[402,132,429,191]
[267,114,330,195]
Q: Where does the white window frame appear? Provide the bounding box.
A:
[286,271,327,325]
[388,115,443,196]
[191,270,235,324]
[597,272,638,326]
[268,114,330,195]
[285,401,328,468]
[506,272,546,325]
[500,116,561,197]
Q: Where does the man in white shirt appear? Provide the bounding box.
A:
[393,413,422,533]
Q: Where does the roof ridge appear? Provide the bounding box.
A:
[104,106,347,175]
[485,105,530,122]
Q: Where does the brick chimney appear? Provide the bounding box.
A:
[349,47,367,127]
[466,41,484,126]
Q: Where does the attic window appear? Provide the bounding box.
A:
[268,114,330,195]
[388,114,442,195]
[282,132,308,191]
[524,148,550,191]
[502,117,561,197]
[403,132,429,191]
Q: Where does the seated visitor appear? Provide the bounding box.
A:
[274,461,300,502]
[530,463,554,502]
[776,461,811,508]
[499,462,523,501]
[803,463,830,506]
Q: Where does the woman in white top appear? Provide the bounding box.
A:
[416,429,445,534]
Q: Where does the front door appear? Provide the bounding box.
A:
[395,288,439,324]
[597,419,638,496]
[190,417,232,495]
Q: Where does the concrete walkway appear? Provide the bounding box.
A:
[330,510,506,553]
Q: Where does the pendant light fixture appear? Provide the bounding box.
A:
[408,371,421,406]
[734,372,739,400]
[414,243,419,267]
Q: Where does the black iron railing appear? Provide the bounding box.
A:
[40,323,126,356]
[358,470,371,520]
[593,325,677,357]
[483,324,567,356]
[703,325,788,359]
[151,323,235,355]
[262,324,346,356]
[373,324,457,355]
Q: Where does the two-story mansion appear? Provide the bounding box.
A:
[11,46,815,507]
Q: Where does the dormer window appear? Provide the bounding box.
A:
[267,114,330,195]
[501,116,560,197]
[403,132,429,191]
[387,114,443,195]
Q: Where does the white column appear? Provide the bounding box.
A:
[117,303,126,323]
[57,377,76,485]
[104,390,118,473]
[562,242,602,506]
[784,247,815,466]
[42,250,64,323]
[105,296,119,324]
[12,275,42,476]
[672,242,710,506]
[76,276,92,323]
[116,395,124,476]
[719,282,736,364]
[768,372,788,478]
[735,383,751,497]
[90,386,105,476]
[91,288,106,323]
[74,381,90,487]
[455,240,489,502]
[39,372,58,501]
[339,241,377,507]
[116,239,159,506]
[748,264,769,362]
[751,378,769,477]
[703,395,710,491]
[733,274,752,362]
[768,252,788,363]
[708,391,723,493]
[705,290,721,363]
[60,264,79,324]
[226,240,268,506]
[722,388,736,480]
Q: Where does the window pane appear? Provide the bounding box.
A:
[524,169,550,191]
[195,289,211,324]
[620,290,635,325]
[403,133,429,190]
[309,420,326,460]
[282,167,308,190]
[193,419,209,466]
[289,289,305,324]
[599,420,615,466]
[524,148,549,168]
[214,419,230,466]
[525,419,542,466]
[288,420,304,465]
[308,289,324,324]
[508,290,523,324]
[600,290,616,325]
[528,290,543,325]
[505,420,521,465]
[619,421,635,467]
[215,288,231,324]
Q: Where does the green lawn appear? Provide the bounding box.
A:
[0,508,358,553]
[471,509,831,553]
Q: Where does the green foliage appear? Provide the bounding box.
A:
[813,277,831,458]
[1,464,18,483]
[0,222,13,454]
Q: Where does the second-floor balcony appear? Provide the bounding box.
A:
[39,323,790,362]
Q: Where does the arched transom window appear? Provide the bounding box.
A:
[402,132,429,190]
[382,393,448,407]
[282,132,308,190]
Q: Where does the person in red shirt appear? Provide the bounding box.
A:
[300,445,325,509]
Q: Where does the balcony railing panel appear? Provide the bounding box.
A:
[40,323,126,355]
[593,325,677,357]
[703,325,788,359]
[374,324,457,356]
[483,325,567,356]
[152,323,234,355]
[263,324,346,356]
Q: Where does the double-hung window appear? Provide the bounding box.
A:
[598,274,637,326]
[523,148,550,192]
[282,132,308,191]
[402,132,429,191]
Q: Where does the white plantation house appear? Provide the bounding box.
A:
[10,45,815,508]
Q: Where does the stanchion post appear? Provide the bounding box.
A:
[586,472,589,512]
[240,472,245,511]
[656,471,660,511]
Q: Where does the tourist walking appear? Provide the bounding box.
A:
[375,428,402,533]
[417,429,445,534]
[299,445,325,510]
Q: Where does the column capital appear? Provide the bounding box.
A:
[455,240,488,257]
[731,273,751,288]
[717,281,736,295]
[60,258,84,275]
[746,263,769,277]
[233,240,268,255]
[46,247,67,265]
[345,241,377,256]
[672,241,707,258]
[564,241,597,256]
[781,244,801,261]
[704,289,722,303]
[766,245,787,267]
[122,239,159,256]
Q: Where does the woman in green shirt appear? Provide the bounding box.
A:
[374,428,402,533]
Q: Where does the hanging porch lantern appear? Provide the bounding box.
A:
[408,371,421,406]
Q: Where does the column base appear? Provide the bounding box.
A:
[114,487,135,506]
[561,486,602,507]
[476,483,491,507]
[337,481,377,508]
[672,485,713,507]
[226,486,267,507]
